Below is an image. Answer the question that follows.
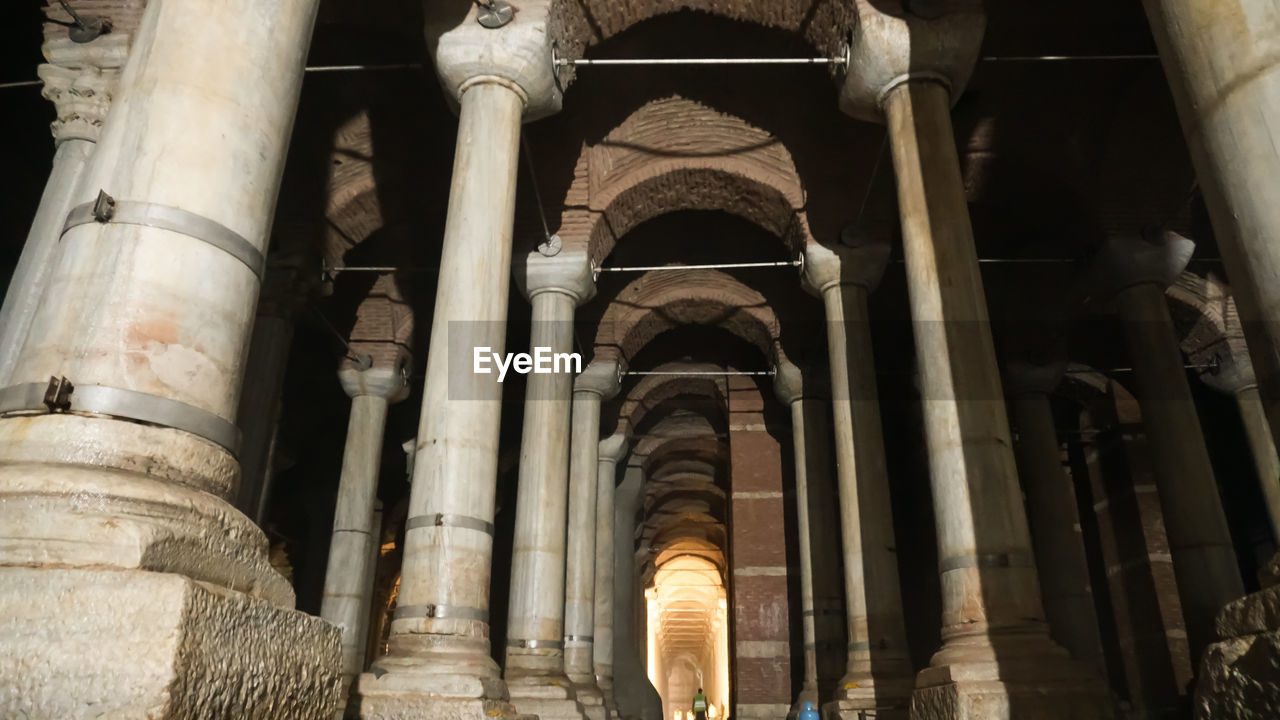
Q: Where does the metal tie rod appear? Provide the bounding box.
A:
[624,370,774,377]
[560,56,843,67]
[598,260,801,273]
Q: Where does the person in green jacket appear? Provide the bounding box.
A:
[692,688,709,720]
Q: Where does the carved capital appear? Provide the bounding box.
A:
[773,361,829,405]
[1092,230,1195,300]
[426,0,563,121]
[599,431,630,465]
[338,364,410,403]
[576,360,623,400]
[515,246,596,304]
[801,239,891,297]
[838,0,986,123]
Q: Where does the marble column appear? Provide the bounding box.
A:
[612,462,665,720]
[595,431,629,716]
[235,264,303,522]
[564,361,622,720]
[321,363,409,710]
[837,4,1112,716]
[0,21,132,386]
[0,0,341,716]
[504,249,595,720]
[1142,0,1280,455]
[801,241,911,718]
[1005,362,1107,674]
[773,362,847,716]
[1094,234,1245,662]
[357,7,563,717]
[1199,352,1280,542]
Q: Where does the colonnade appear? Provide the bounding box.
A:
[5,0,1280,718]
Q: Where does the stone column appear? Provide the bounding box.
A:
[613,462,665,720]
[1074,379,1194,717]
[1199,353,1280,542]
[235,263,304,521]
[595,431,629,717]
[0,16,132,386]
[504,249,595,720]
[564,361,622,720]
[357,7,563,718]
[321,362,409,709]
[1141,0,1280,455]
[773,362,847,715]
[838,3,1113,716]
[1005,362,1107,674]
[801,241,912,718]
[0,0,341,716]
[1093,234,1245,661]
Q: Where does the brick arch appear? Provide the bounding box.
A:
[323,112,383,267]
[551,0,854,60]
[594,269,785,366]
[552,96,813,266]
[619,363,730,439]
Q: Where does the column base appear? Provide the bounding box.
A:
[821,665,914,720]
[825,700,907,720]
[909,632,1115,720]
[0,566,342,719]
[789,684,819,719]
[571,683,608,720]
[1194,581,1280,719]
[357,644,518,720]
[507,673,588,720]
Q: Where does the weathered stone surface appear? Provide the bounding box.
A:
[0,567,341,719]
[1195,631,1280,720]
[910,678,1114,720]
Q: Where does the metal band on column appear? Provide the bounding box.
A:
[62,191,266,279]
[0,377,241,454]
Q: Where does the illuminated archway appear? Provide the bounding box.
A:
[647,554,730,720]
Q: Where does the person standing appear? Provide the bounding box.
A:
[692,688,709,720]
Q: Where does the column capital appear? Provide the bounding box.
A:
[1092,231,1195,299]
[1200,352,1258,395]
[1004,360,1067,397]
[837,0,986,123]
[599,431,629,465]
[339,363,410,403]
[515,246,596,305]
[576,360,622,400]
[801,239,891,296]
[773,361,829,405]
[427,0,563,121]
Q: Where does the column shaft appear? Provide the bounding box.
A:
[1115,281,1244,658]
[362,81,524,715]
[505,289,585,720]
[789,397,820,702]
[236,312,295,520]
[888,80,1044,632]
[594,451,619,714]
[885,80,1111,716]
[0,138,94,385]
[1010,392,1107,672]
[506,289,577,666]
[1143,0,1280,451]
[1236,386,1280,541]
[564,389,606,717]
[819,282,912,714]
[321,394,391,685]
